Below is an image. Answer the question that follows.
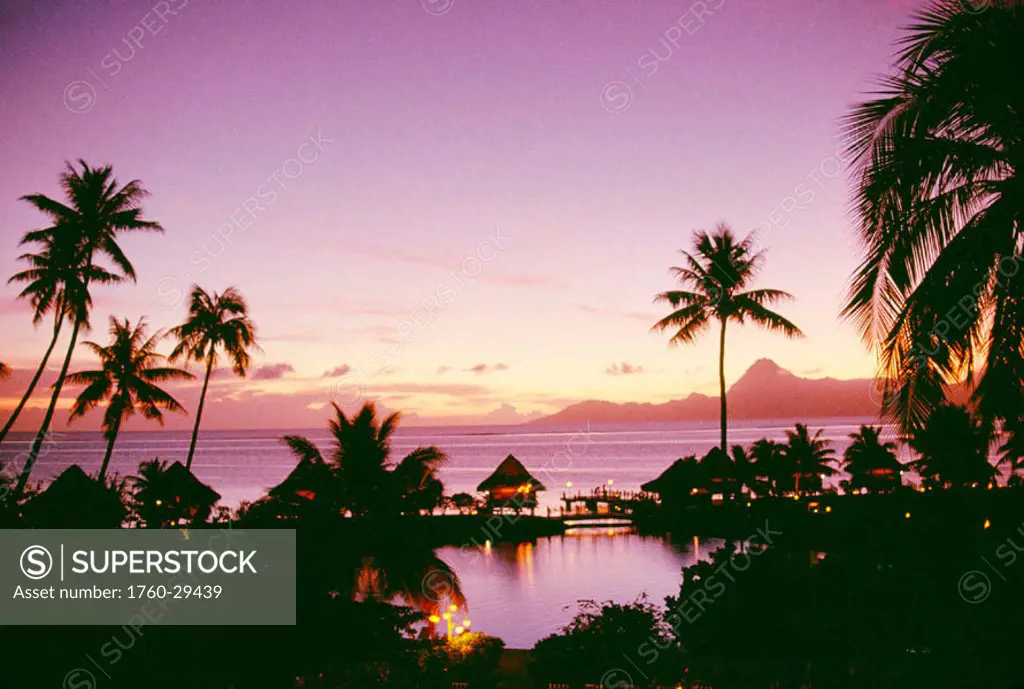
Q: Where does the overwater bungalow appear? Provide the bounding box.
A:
[263,457,337,519]
[641,455,712,508]
[135,461,221,527]
[22,464,127,528]
[477,454,546,514]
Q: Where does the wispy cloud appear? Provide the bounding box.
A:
[322,364,352,378]
[466,363,510,375]
[251,363,296,381]
[577,305,657,322]
[436,365,453,374]
[606,361,644,376]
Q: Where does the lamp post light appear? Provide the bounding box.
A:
[439,603,471,641]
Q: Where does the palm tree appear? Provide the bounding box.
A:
[12,161,162,499]
[0,363,9,379]
[653,224,803,450]
[749,438,788,496]
[169,285,258,470]
[842,425,904,494]
[842,1,1024,434]
[66,318,192,481]
[908,404,996,489]
[281,401,447,518]
[782,424,837,495]
[998,418,1024,486]
[730,445,767,499]
[1,229,124,444]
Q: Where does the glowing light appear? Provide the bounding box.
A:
[455,626,464,635]
[745,501,752,507]
[566,481,573,488]
[825,506,832,513]
[428,615,440,623]
[984,519,991,529]
[463,620,471,627]
[155,499,162,506]
[449,604,458,612]
[905,512,911,519]
[793,495,800,501]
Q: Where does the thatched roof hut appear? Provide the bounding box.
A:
[477,454,546,492]
[163,461,221,506]
[477,454,546,511]
[267,458,335,503]
[22,464,127,528]
[641,456,703,495]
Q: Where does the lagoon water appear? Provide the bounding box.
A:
[2,417,896,646]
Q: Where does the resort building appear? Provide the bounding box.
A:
[477,454,546,514]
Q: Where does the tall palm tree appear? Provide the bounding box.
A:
[782,424,837,495]
[653,225,803,450]
[908,404,996,489]
[2,229,123,443]
[169,285,258,469]
[842,425,904,494]
[842,1,1024,434]
[12,161,162,499]
[66,318,192,481]
[281,402,447,518]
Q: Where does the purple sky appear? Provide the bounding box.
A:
[0,0,923,429]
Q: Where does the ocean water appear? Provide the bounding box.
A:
[1,417,906,509]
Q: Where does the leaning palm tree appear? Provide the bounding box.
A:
[66,318,192,481]
[2,229,123,443]
[842,1,1024,434]
[168,285,258,469]
[998,418,1024,486]
[842,425,904,494]
[653,224,803,450]
[782,424,838,495]
[281,402,447,519]
[12,161,162,499]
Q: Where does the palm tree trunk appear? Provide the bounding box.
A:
[185,353,214,470]
[718,317,728,451]
[13,316,82,500]
[97,420,121,482]
[0,309,63,444]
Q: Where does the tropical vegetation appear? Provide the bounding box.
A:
[653,224,803,450]
[168,285,258,469]
[842,0,1024,435]
[65,317,192,481]
[10,161,162,499]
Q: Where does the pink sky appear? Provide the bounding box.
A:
[0,0,922,429]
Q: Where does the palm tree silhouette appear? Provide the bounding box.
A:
[841,425,903,494]
[749,438,786,496]
[782,424,837,496]
[730,444,767,499]
[168,285,258,469]
[2,228,124,443]
[0,363,9,379]
[12,161,162,499]
[653,224,803,450]
[842,1,1024,433]
[282,401,447,518]
[66,318,192,481]
[908,404,996,490]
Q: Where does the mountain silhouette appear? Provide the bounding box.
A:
[531,359,883,424]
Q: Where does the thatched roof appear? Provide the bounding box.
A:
[477,454,546,492]
[641,456,703,493]
[268,458,334,501]
[22,464,126,528]
[162,461,221,505]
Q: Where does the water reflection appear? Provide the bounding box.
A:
[438,529,723,648]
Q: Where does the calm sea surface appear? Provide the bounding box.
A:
[2,417,908,646]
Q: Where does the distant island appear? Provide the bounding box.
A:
[531,359,886,425]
